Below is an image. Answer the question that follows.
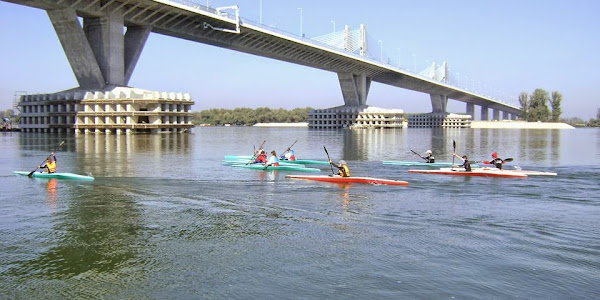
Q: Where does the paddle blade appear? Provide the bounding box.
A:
[504,158,514,162]
[27,169,37,177]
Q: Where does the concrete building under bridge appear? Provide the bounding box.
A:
[308,106,407,129]
[407,113,472,128]
[18,87,194,134]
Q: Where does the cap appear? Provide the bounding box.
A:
[338,160,347,166]
[492,152,498,158]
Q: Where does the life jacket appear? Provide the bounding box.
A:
[339,165,350,177]
[255,153,267,163]
[268,155,280,166]
[491,158,503,169]
[463,160,472,171]
[46,160,57,173]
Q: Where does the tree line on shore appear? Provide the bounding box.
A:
[2,101,599,128]
[192,107,313,126]
[518,88,563,122]
[516,88,599,126]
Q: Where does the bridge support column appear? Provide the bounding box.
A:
[466,103,475,119]
[47,8,150,89]
[502,111,510,120]
[48,8,105,89]
[84,12,125,86]
[430,94,448,113]
[481,106,489,120]
[337,72,371,106]
[492,109,500,120]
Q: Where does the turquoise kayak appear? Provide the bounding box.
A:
[280,159,330,165]
[222,159,306,167]
[14,171,95,181]
[224,155,329,166]
[383,161,480,167]
[232,164,321,172]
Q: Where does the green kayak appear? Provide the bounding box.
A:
[222,159,306,167]
[280,159,330,165]
[14,171,95,181]
[232,164,321,172]
[224,155,329,165]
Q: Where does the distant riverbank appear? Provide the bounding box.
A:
[470,121,574,129]
[251,121,575,129]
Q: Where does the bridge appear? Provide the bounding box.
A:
[4,0,521,133]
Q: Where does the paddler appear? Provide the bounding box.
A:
[489,152,504,169]
[280,148,296,161]
[424,150,435,163]
[39,152,57,173]
[254,150,267,163]
[453,153,472,171]
[329,160,350,177]
[265,150,280,167]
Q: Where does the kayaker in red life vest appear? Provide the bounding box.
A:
[489,152,504,169]
[453,153,472,171]
[254,150,267,163]
[39,152,57,173]
[329,160,351,177]
[266,150,280,167]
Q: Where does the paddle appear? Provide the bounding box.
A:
[323,146,335,175]
[280,140,298,159]
[247,140,266,165]
[28,141,65,177]
[452,140,456,170]
[410,149,427,161]
[483,158,514,165]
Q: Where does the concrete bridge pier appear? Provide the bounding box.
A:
[430,94,448,113]
[18,7,194,134]
[502,111,510,120]
[481,106,489,120]
[492,109,500,121]
[337,72,371,106]
[47,7,150,88]
[466,103,475,119]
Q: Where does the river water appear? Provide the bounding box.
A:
[1,127,599,299]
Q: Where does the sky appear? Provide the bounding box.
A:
[1,0,599,119]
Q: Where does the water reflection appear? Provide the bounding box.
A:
[46,178,58,207]
[5,183,144,280]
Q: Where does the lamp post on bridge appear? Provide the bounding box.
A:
[331,20,335,32]
[378,40,383,61]
[298,8,303,37]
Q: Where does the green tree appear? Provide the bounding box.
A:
[518,92,528,121]
[597,107,600,120]
[550,91,562,122]
[528,88,550,122]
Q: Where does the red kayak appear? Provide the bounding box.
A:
[408,169,527,178]
[286,175,409,186]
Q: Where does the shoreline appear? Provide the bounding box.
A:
[252,121,575,129]
[470,121,574,129]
